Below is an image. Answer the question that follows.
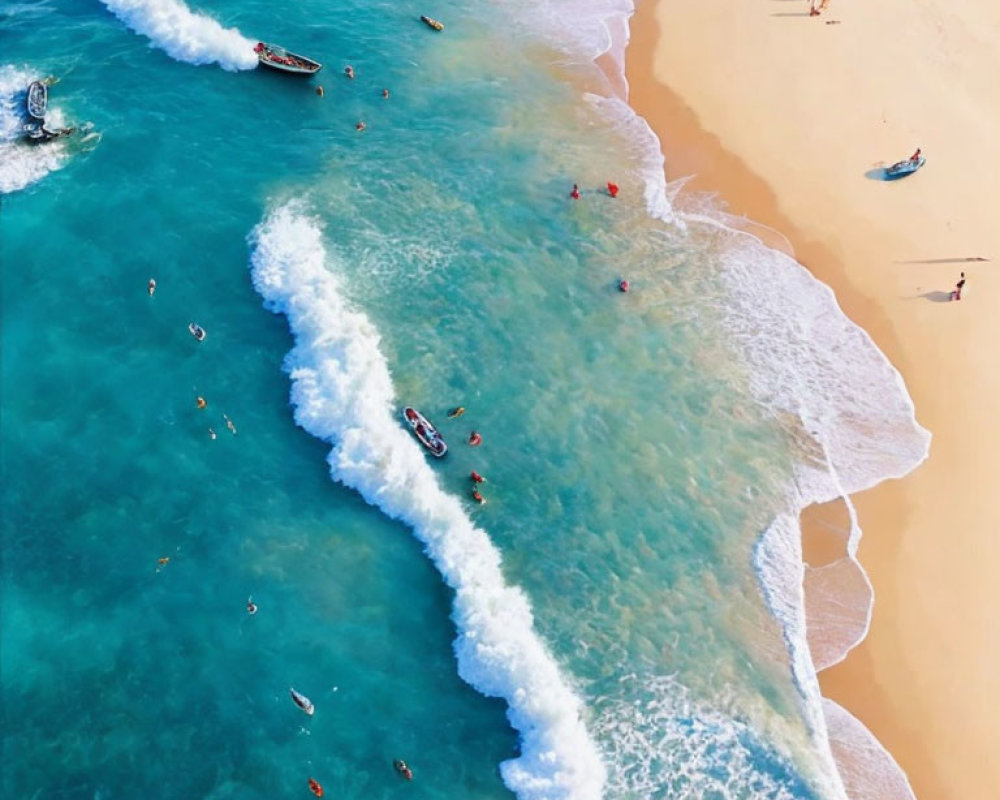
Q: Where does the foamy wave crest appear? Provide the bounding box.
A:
[594,674,821,799]
[0,67,68,194]
[98,0,257,71]
[248,203,606,800]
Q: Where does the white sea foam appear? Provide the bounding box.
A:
[98,0,258,71]
[248,203,607,800]
[0,66,69,194]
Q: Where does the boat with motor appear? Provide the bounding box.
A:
[254,42,323,75]
[420,15,444,31]
[885,155,925,180]
[26,80,47,120]
[188,323,207,341]
[289,687,315,716]
[402,407,447,457]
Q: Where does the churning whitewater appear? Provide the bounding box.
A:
[98,0,258,70]
[248,203,607,800]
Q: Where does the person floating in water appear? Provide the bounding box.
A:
[448,406,465,418]
[344,65,355,79]
[570,183,580,199]
[468,431,482,446]
[247,596,258,615]
[356,120,366,131]
[196,396,207,409]
[208,428,217,440]
[316,85,324,97]
[952,271,966,301]
[470,471,486,483]
[148,278,156,296]
[382,88,390,99]
[607,182,619,198]
[308,777,324,797]
[223,414,237,435]
[393,760,413,780]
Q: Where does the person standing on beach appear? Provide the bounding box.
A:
[952,272,966,301]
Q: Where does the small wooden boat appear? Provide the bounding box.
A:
[884,155,925,180]
[254,42,323,75]
[26,80,47,120]
[289,687,314,716]
[420,15,444,31]
[402,407,447,457]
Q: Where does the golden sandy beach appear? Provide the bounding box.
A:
[625,1,1000,799]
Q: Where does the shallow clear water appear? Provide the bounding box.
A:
[2,1,927,799]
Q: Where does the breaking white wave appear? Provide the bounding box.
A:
[248,203,606,800]
[0,67,69,194]
[98,0,258,71]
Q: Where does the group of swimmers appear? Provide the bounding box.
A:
[446,406,489,503]
[314,64,391,132]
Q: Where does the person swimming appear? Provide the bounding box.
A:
[468,431,482,446]
[148,278,156,296]
[247,596,258,615]
[344,65,355,79]
[308,777,324,796]
[223,414,237,435]
[208,428,217,440]
[447,406,465,418]
[196,396,207,409]
[470,471,486,483]
[393,760,413,780]
[607,181,619,198]
[618,279,630,292]
[382,88,390,99]
[472,490,486,504]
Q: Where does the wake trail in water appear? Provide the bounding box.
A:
[248,202,606,800]
[98,0,258,71]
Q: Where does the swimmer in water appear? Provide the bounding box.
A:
[344,65,355,79]
[472,490,486,504]
[308,777,324,797]
[208,428,217,440]
[223,414,237,435]
[196,396,207,409]
[157,557,170,566]
[470,471,486,483]
[468,431,482,446]
[316,85,324,97]
[148,278,156,296]
[393,760,413,780]
[382,88,390,99]
[356,120,366,131]
[247,596,258,615]
[447,406,465,418]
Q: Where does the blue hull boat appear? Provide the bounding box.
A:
[885,156,925,180]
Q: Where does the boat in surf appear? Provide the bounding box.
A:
[289,687,314,715]
[254,42,323,75]
[884,155,925,180]
[188,323,207,341]
[26,80,47,120]
[420,15,444,31]
[402,407,447,457]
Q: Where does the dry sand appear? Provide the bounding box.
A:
[625,1,1000,798]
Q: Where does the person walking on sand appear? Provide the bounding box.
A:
[952,271,966,301]
[607,182,619,198]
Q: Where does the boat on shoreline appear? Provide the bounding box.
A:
[402,407,447,457]
[26,80,47,120]
[254,42,322,75]
[885,155,925,180]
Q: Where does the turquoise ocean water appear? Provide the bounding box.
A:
[2,1,930,799]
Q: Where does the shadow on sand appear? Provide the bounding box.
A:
[915,291,954,303]
[865,167,890,180]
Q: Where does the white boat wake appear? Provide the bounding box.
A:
[98,0,258,71]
